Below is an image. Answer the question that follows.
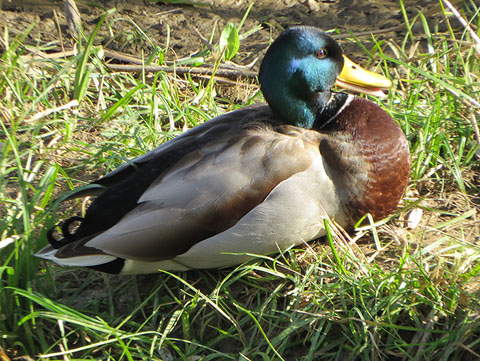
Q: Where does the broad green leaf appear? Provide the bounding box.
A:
[219,22,240,61]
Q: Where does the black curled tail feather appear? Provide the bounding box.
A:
[46,216,84,249]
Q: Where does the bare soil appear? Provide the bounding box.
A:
[1,0,449,64]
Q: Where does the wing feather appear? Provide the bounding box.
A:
[85,124,321,261]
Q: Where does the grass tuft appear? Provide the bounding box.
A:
[0,2,479,360]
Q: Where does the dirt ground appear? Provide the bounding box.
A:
[0,0,452,65]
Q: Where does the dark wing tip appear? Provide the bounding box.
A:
[88,258,125,274]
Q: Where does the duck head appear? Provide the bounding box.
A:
[259,26,391,129]
[259,26,343,129]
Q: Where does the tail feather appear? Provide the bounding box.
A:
[35,245,116,267]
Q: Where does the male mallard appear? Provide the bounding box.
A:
[36,26,410,274]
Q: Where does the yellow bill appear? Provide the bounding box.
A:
[335,56,391,98]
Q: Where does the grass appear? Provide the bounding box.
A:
[1,1,480,360]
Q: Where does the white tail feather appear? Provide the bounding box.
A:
[35,245,116,267]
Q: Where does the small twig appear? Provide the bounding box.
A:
[23,48,77,59]
[64,0,82,40]
[105,63,256,80]
[25,99,79,123]
[471,112,480,148]
[404,309,438,361]
[178,74,252,86]
[152,8,182,17]
[20,45,257,81]
[103,48,257,71]
[225,57,259,70]
[444,85,480,109]
[103,49,145,65]
[442,0,480,56]
[53,9,65,56]
[189,22,216,53]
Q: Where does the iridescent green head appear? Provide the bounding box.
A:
[259,26,345,128]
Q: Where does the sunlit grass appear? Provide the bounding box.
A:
[1,2,479,360]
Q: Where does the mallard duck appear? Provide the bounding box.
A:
[36,26,410,274]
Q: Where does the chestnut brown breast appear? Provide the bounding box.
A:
[320,97,410,223]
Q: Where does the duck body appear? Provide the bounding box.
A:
[36,26,410,274]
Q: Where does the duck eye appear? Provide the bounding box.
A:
[315,48,328,59]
